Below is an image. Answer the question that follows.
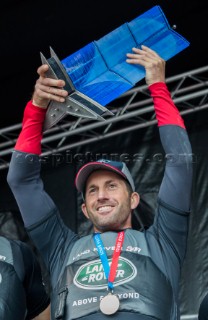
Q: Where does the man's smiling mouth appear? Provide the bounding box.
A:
[97,205,114,213]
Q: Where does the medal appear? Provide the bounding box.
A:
[94,231,125,315]
[100,293,120,315]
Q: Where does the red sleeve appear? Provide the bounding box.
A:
[148,82,185,129]
[15,101,47,155]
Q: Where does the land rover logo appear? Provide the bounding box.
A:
[73,257,137,289]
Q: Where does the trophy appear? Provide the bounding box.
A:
[41,5,189,131]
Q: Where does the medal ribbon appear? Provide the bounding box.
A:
[93,231,125,291]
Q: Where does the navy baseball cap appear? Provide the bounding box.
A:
[75,159,135,193]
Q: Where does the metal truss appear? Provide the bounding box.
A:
[1,64,208,170]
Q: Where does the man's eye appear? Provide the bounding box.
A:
[109,184,116,189]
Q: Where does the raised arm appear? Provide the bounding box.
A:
[7,65,68,227]
[7,65,78,280]
[126,45,193,212]
[15,64,68,155]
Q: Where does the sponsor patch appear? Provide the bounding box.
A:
[74,256,137,289]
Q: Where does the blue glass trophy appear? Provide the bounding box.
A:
[42,5,189,130]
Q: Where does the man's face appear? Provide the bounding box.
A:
[81,170,139,233]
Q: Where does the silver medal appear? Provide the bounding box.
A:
[100,293,120,315]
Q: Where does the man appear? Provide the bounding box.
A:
[7,45,193,319]
[0,236,50,320]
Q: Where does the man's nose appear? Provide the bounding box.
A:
[97,188,108,200]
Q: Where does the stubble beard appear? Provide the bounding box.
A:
[87,200,132,232]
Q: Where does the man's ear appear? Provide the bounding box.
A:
[130,192,140,210]
[81,203,90,219]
